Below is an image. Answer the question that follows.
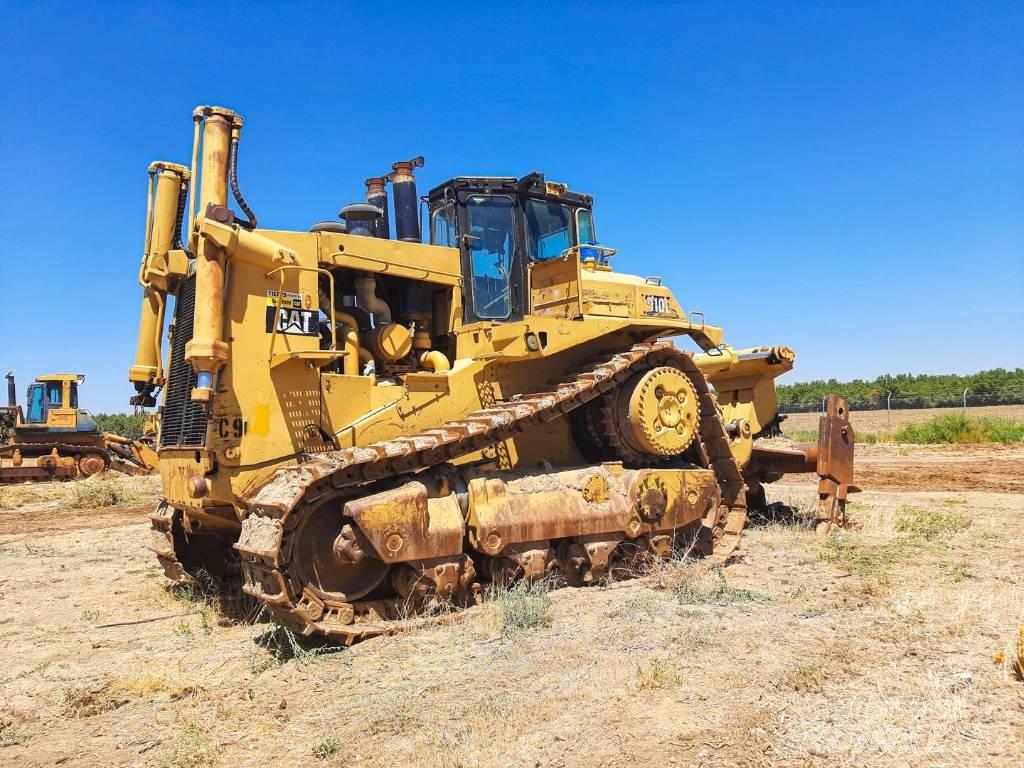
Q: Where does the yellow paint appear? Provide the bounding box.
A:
[251,404,271,436]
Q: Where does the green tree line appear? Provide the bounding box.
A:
[777,368,1024,412]
[93,412,148,438]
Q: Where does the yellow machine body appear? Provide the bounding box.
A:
[133,106,854,642]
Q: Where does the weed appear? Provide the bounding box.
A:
[950,567,975,583]
[488,579,553,634]
[632,657,682,690]
[894,414,1024,444]
[787,428,880,444]
[674,567,771,606]
[71,477,141,508]
[895,506,971,541]
[609,593,665,621]
[154,720,217,768]
[62,683,129,717]
[0,721,33,747]
[819,534,902,579]
[787,429,819,443]
[198,608,213,635]
[174,620,193,637]
[0,487,45,510]
[774,643,860,692]
[253,613,341,664]
[80,609,99,623]
[311,736,342,759]
[22,542,59,557]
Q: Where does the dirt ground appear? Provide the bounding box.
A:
[1,449,1022,768]
[783,404,1024,434]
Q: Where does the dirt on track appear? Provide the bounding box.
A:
[1,450,1022,768]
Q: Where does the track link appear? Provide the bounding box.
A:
[220,342,747,643]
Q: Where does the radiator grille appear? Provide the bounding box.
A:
[160,273,209,448]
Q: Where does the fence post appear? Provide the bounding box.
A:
[821,396,827,414]
[887,391,893,434]
[963,388,969,417]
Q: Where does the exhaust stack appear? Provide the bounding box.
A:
[364,176,390,238]
[6,372,15,407]
[388,156,424,243]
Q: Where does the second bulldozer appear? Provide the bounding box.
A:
[131,105,855,643]
[1,372,157,483]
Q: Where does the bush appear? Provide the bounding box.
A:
[894,415,1024,444]
[93,412,147,439]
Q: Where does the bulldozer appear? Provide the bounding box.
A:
[0,372,158,483]
[131,105,855,643]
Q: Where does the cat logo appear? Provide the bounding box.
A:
[265,290,318,336]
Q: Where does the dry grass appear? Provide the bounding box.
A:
[1,447,1022,767]
[71,475,143,508]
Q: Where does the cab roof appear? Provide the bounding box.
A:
[427,172,594,208]
[35,374,84,383]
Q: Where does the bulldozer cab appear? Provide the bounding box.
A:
[22,374,93,432]
[428,173,597,324]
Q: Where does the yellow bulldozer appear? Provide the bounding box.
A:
[131,105,855,643]
[0,372,158,483]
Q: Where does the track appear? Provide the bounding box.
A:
[0,441,109,483]
[152,342,749,643]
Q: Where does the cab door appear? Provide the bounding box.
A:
[457,193,525,324]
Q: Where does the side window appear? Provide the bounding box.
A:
[27,385,44,423]
[466,195,515,319]
[525,200,571,261]
[70,383,79,409]
[430,204,457,247]
[46,383,62,406]
[576,208,596,245]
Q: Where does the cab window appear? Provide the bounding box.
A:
[525,200,571,261]
[576,208,596,244]
[46,383,62,406]
[27,385,44,423]
[466,195,515,319]
[430,203,457,247]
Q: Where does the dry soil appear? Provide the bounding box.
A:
[1,449,1022,768]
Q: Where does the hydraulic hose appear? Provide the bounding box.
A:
[229,135,258,230]
[172,178,193,258]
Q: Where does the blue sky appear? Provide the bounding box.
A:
[1,1,1021,413]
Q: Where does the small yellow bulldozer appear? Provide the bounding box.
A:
[0,372,158,483]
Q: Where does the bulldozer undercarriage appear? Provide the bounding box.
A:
[149,342,847,644]
[0,438,156,484]
[0,442,117,483]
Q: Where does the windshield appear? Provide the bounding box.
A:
[466,195,515,319]
[525,200,572,261]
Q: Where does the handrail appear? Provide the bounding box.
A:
[265,265,336,364]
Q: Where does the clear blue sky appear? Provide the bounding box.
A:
[1,1,1021,413]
